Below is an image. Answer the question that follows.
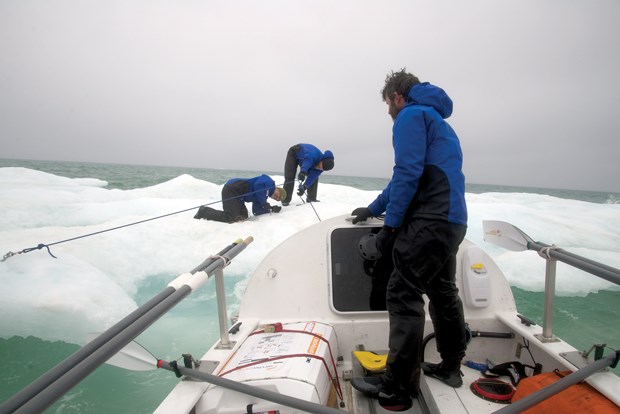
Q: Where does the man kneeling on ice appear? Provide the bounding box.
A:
[194,174,286,223]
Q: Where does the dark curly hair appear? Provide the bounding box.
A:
[381,68,420,101]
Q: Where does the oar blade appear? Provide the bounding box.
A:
[483,220,532,252]
[87,333,158,371]
[106,340,159,371]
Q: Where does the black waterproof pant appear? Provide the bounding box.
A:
[193,181,250,223]
[383,218,467,397]
[283,145,318,204]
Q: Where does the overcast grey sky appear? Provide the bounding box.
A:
[1,0,619,192]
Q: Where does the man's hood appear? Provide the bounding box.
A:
[407,82,453,119]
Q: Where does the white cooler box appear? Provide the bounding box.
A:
[196,321,340,414]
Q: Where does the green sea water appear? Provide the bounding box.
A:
[1,158,619,413]
[2,289,618,413]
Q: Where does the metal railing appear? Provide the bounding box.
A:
[483,220,620,341]
[483,221,620,413]
[0,237,253,414]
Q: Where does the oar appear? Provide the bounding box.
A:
[483,220,620,285]
[482,220,535,251]
[2,238,253,414]
[0,240,241,414]
[494,350,619,414]
[103,340,343,414]
[88,335,158,371]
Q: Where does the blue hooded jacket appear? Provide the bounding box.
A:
[296,144,333,188]
[226,174,276,216]
[368,82,467,228]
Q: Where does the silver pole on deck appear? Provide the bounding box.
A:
[215,267,233,349]
[2,237,252,414]
[483,220,620,343]
[537,257,559,342]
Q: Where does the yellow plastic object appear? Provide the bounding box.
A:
[353,351,388,373]
[471,263,486,273]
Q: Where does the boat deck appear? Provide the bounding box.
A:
[421,365,509,413]
[152,217,620,414]
[347,353,509,414]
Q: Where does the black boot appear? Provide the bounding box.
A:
[193,205,210,219]
[421,362,463,387]
[351,376,412,411]
[194,206,234,223]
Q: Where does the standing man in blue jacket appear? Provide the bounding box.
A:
[282,143,334,205]
[194,174,286,223]
[350,69,468,411]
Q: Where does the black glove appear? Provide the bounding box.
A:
[351,207,373,224]
[297,171,306,182]
[297,184,307,197]
[375,226,397,256]
[271,205,282,213]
